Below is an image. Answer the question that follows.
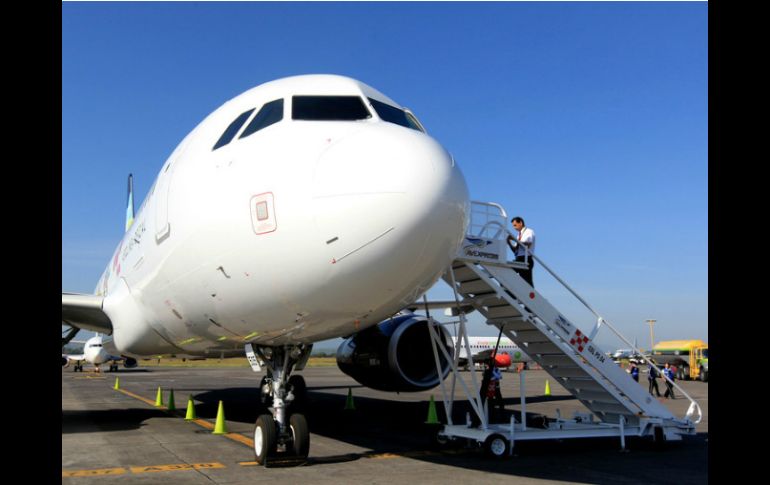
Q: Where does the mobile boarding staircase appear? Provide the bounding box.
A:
[425,201,701,457]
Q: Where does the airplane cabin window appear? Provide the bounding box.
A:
[292,96,371,121]
[368,98,425,133]
[239,99,284,139]
[212,108,256,151]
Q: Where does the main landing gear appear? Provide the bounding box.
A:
[252,344,312,466]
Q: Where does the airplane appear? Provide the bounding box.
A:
[61,334,139,372]
[62,74,470,465]
[451,336,532,370]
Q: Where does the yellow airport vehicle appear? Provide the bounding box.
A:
[651,340,708,381]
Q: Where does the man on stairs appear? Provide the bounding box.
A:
[507,216,536,287]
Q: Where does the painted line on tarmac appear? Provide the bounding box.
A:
[62,467,126,477]
[63,463,225,478]
[116,388,158,407]
[130,462,225,473]
[115,387,256,449]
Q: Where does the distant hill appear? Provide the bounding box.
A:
[311,348,337,357]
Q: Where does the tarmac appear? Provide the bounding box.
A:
[62,365,708,484]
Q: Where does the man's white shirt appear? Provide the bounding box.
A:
[515,227,535,257]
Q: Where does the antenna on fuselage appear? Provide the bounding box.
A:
[125,173,135,232]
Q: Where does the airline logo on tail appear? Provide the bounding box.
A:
[125,174,135,231]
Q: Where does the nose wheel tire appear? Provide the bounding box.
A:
[289,413,310,458]
[254,414,277,465]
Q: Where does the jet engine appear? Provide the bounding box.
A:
[336,314,452,392]
[123,357,138,368]
[62,356,69,367]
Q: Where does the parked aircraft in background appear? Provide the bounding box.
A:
[62,334,138,372]
[62,75,470,465]
[452,336,532,369]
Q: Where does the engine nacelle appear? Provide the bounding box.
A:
[62,356,70,368]
[336,314,452,392]
[123,357,138,368]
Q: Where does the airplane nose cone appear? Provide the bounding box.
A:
[312,125,469,307]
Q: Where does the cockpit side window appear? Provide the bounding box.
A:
[292,96,371,121]
[239,99,284,139]
[368,98,425,133]
[212,108,255,151]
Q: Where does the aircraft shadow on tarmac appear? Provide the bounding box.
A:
[62,408,174,434]
[188,386,707,479]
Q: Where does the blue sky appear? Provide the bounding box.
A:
[62,2,707,351]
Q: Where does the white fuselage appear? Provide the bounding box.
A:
[452,336,532,363]
[95,75,470,357]
[83,336,110,365]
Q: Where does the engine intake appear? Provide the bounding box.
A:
[337,314,451,392]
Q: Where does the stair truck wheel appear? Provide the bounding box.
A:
[484,434,509,458]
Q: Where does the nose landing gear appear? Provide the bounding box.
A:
[251,344,312,466]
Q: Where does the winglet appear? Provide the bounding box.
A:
[125,174,135,231]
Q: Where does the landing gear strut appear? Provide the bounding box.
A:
[252,344,312,466]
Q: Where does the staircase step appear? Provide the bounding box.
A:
[476,295,507,307]
[537,355,576,367]
[450,265,479,283]
[574,390,623,404]
[488,319,535,332]
[585,402,634,415]
[523,342,563,354]
[548,367,591,378]
[513,329,552,343]
[458,279,494,294]
[485,305,524,319]
[560,379,608,393]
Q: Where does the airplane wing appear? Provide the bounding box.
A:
[62,293,113,334]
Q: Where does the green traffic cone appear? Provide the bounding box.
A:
[545,379,551,396]
[425,395,440,424]
[155,386,163,407]
[185,395,197,420]
[167,389,176,411]
[212,400,228,434]
[113,377,120,390]
[344,387,356,410]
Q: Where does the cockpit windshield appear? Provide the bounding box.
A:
[292,96,371,121]
[368,98,425,133]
